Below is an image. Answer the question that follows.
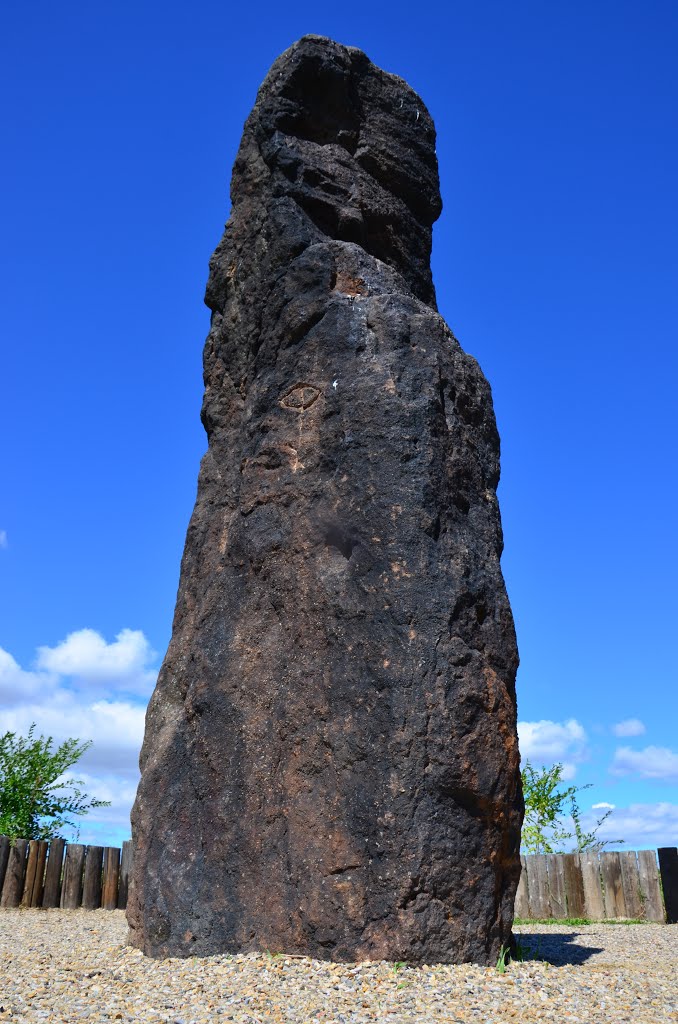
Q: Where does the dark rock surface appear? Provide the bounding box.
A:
[128,35,523,964]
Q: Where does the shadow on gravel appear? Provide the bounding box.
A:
[515,933,604,966]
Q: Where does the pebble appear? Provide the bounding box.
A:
[0,910,675,1023]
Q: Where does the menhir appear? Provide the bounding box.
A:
[128,35,523,964]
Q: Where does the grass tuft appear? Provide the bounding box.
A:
[513,917,647,926]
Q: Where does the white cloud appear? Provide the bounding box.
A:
[0,629,158,843]
[0,647,59,706]
[0,698,146,781]
[588,801,678,850]
[518,718,589,776]
[36,628,157,697]
[612,718,646,738]
[0,530,7,549]
[611,745,678,781]
[592,801,615,811]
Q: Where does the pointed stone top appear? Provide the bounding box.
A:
[229,35,442,305]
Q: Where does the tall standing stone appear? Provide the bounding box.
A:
[128,35,523,964]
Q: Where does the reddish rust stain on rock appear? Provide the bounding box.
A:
[333,270,368,297]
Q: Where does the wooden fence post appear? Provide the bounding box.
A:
[579,851,605,919]
[82,846,104,909]
[34,840,49,906]
[600,851,627,918]
[117,840,133,910]
[619,850,643,919]
[545,853,567,918]
[22,840,49,907]
[658,847,678,924]
[22,841,40,907]
[514,855,529,918]
[561,853,585,917]
[0,838,29,908]
[0,836,10,894]
[60,844,86,909]
[42,838,66,908]
[102,847,120,910]
[525,854,551,919]
[637,849,664,922]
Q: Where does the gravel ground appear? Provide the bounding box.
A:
[0,910,676,1023]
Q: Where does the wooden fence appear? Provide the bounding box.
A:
[1,835,677,922]
[516,848,678,922]
[0,836,133,911]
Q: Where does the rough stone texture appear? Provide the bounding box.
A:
[128,35,523,965]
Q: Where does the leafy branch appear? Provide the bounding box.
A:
[521,760,623,854]
[0,724,110,840]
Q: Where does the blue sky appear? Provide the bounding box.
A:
[1,1,676,849]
